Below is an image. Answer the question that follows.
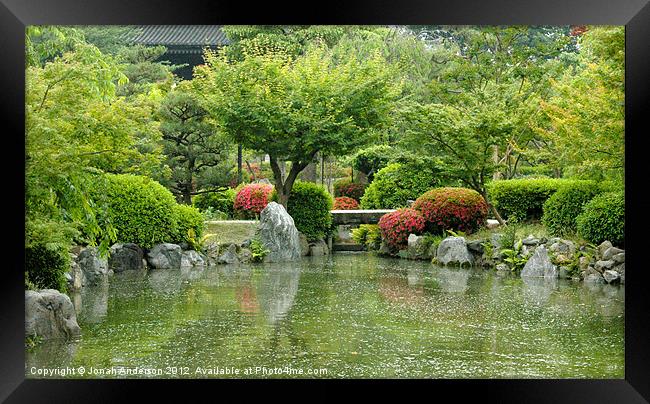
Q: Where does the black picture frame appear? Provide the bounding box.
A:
[2,0,649,402]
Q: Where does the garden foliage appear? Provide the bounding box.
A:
[378,208,426,250]
[413,187,488,234]
[333,196,359,210]
[333,179,366,202]
[281,181,333,241]
[173,204,205,249]
[234,183,274,219]
[576,192,625,246]
[193,188,237,218]
[542,181,602,236]
[360,163,439,209]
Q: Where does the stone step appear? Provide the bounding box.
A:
[333,243,365,252]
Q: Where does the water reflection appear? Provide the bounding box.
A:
[26,254,625,379]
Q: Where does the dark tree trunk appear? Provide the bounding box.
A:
[269,154,314,208]
[480,190,505,225]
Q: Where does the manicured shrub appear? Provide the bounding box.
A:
[192,188,236,218]
[542,181,602,236]
[96,174,179,249]
[412,187,488,234]
[352,144,394,181]
[488,178,579,222]
[234,183,274,219]
[378,208,426,250]
[281,181,333,241]
[173,204,204,248]
[360,163,439,209]
[576,192,625,246]
[333,179,366,201]
[333,196,359,210]
[25,242,70,292]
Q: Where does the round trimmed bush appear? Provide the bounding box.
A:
[378,208,426,250]
[280,181,333,241]
[234,183,274,219]
[25,242,70,292]
[333,196,359,210]
[192,188,236,218]
[542,182,602,236]
[97,174,179,249]
[173,204,204,246]
[576,192,625,246]
[413,187,488,234]
[333,179,366,201]
[360,163,439,209]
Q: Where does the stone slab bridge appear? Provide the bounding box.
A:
[328,209,396,251]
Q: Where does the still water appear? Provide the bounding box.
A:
[26,253,624,378]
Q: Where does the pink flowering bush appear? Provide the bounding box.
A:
[378,208,426,250]
[234,183,274,219]
[333,196,359,210]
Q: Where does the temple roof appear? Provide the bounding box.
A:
[130,25,230,47]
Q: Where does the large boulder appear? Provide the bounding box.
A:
[549,239,576,256]
[521,245,558,279]
[603,270,621,284]
[109,243,145,272]
[258,202,301,262]
[77,247,109,285]
[217,244,240,264]
[180,250,207,267]
[602,246,624,261]
[146,243,182,269]
[406,234,431,260]
[436,237,473,266]
[25,289,81,340]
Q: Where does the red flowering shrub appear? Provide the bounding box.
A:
[333,179,366,201]
[333,196,359,210]
[378,208,426,250]
[234,183,274,219]
[412,187,488,234]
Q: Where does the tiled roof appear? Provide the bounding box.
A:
[130,25,230,46]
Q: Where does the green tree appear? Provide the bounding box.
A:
[158,83,233,204]
[194,46,400,206]
[533,26,624,182]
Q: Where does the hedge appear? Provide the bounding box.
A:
[333,196,359,210]
[360,163,439,209]
[413,187,488,234]
[95,174,179,249]
[542,181,602,236]
[378,208,426,250]
[576,192,625,246]
[234,183,274,219]
[25,242,70,292]
[173,204,204,247]
[333,179,366,201]
[273,181,333,241]
[488,178,596,222]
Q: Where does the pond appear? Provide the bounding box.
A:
[26,253,624,378]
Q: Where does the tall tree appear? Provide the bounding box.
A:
[158,83,233,204]
[194,46,400,206]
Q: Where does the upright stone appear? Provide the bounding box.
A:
[25,289,81,340]
[436,237,473,266]
[77,247,109,285]
[146,243,182,269]
[521,245,558,279]
[258,202,301,262]
[109,243,145,272]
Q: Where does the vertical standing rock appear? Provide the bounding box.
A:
[436,237,473,266]
[109,243,145,272]
[258,202,301,262]
[521,245,558,279]
[77,247,109,285]
[25,289,81,340]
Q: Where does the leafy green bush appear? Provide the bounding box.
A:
[360,163,439,209]
[488,178,591,222]
[542,181,602,236]
[273,181,333,241]
[94,174,179,249]
[352,144,394,180]
[250,237,270,262]
[576,192,625,246]
[192,188,236,218]
[173,204,204,249]
[351,224,381,250]
[25,242,70,292]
